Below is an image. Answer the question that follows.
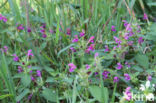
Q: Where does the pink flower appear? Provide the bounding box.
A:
[49,29,54,34]
[102,71,110,79]
[40,29,45,33]
[17,24,24,30]
[124,33,129,40]
[126,24,132,32]
[127,41,133,46]
[88,36,95,43]
[31,76,35,81]
[68,63,76,72]
[79,30,85,37]
[85,44,95,53]
[27,49,34,57]
[70,47,76,52]
[138,37,144,44]
[147,75,152,81]
[124,87,132,101]
[36,70,41,77]
[42,34,47,38]
[0,14,7,22]
[66,28,71,35]
[114,36,122,44]
[12,54,19,62]
[3,46,8,53]
[104,45,109,52]
[18,66,23,73]
[122,20,128,27]
[85,64,90,70]
[124,73,131,81]
[72,35,79,43]
[113,76,119,83]
[143,13,148,20]
[111,25,116,32]
[27,27,31,32]
[116,62,122,70]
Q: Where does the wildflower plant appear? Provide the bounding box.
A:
[0,0,156,103]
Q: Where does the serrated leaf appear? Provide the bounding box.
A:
[89,86,109,103]
[135,54,149,69]
[42,88,57,102]
[16,89,30,102]
[21,74,31,87]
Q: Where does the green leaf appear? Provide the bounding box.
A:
[89,86,109,103]
[42,88,57,102]
[57,44,75,57]
[135,54,149,69]
[16,89,30,102]
[21,74,31,87]
[46,77,54,83]
[0,94,13,100]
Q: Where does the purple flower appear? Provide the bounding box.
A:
[42,34,47,38]
[36,70,41,77]
[124,87,132,101]
[85,44,95,53]
[12,54,19,62]
[126,24,132,32]
[85,64,90,70]
[124,73,131,81]
[102,71,110,79]
[40,29,45,33]
[147,75,152,81]
[127,41,133,46]
[94,52,99,59]
[113,76,119,83]
[124,33,129,40]
[111,25,116,32]
[40,24,46,29]
[66,28,71,35]
[79,30,85,37]
[3,46,8,53]
[27,27,31,32]
[27,49,34,57]
[94,72,99,76]
[116,62,123,70]
[29,70,33,74]
[18,66,23,73]
[0,14,7,22]
[125,62,131,68]
[72,35,79,43]
[17,24,24,30]
[104,45,109,52]
[70,47,76,52]
[49,29,54,34]
[2,17,7,22]
[68,63,76,72]
[31,76,35,81]
[28,93,33,100]
[143,13,148,20]
[138,37,144,44]
[88,36,95,43]
[114,36,122,44]
[122,20,128,27]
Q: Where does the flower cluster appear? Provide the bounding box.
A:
[0,14,7,22]
[40,24,47,38]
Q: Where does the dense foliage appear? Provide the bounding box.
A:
[0,0,156,103]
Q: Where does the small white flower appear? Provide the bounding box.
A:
[140,84,145,91]
[145,80,150,89]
